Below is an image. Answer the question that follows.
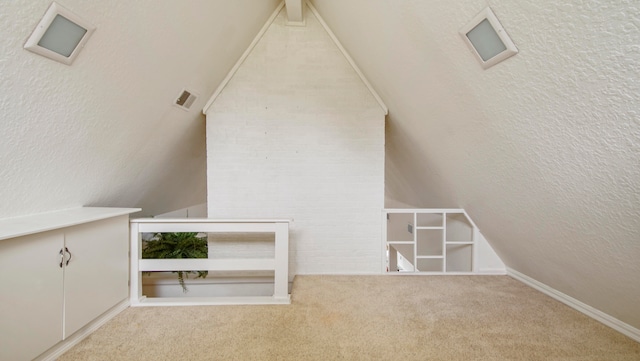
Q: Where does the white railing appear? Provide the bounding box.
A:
[129,218,290,306]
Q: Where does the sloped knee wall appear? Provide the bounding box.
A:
[205,6,385,274]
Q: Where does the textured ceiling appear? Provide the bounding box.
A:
[310,0,640,329]
[0,0,280,218]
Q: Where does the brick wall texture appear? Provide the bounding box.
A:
[206,7,385,275]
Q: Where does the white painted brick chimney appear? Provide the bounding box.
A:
[205,6,385,276]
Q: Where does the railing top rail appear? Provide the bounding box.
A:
[130,218,291,224]
[383,208,466,213]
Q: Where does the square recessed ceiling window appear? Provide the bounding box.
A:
[460,7,517,69]
[24,2,95,65]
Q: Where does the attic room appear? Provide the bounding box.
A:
[0,0,638,360]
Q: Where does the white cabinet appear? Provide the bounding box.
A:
[0,207,139,361]
[63,216,130,336]
[0,231,64,361]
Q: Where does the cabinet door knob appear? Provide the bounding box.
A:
[65,247,72,266]
[59,248,64,268]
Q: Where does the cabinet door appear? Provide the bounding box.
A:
[63,215,129,337]
[0,231,64,361]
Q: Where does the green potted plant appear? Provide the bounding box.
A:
[141,232,208,292]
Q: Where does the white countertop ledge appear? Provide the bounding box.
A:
[0,207,141,241]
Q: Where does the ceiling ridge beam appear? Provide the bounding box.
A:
[285,0,305,26]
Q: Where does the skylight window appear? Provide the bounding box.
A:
[460,7,518,69]
[24,2,95,65]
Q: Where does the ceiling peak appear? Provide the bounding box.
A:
[284,0,305,26]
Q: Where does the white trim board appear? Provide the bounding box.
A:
[477,268,507,275]
[507,268,640,343]
[202,1,388,115]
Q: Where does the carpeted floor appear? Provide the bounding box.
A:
[58,276,640,360]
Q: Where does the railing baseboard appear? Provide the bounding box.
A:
[131,295,291,307]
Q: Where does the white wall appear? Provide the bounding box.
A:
[310,0,640,329]
[475,231,505,274]
[206,6,385,275]
[154,203,207,218]
[0,0,280,218]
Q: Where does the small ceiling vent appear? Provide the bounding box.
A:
[174,89,198,111]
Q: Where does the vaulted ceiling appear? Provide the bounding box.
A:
[1,0,280,218]
[1,0,638,332]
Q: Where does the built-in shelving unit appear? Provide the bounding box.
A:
[384,209,477,274]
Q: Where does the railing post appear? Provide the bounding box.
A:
[273,221,289,300]
[129,222,142,306]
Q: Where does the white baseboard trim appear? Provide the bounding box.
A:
[478,267,507,275]
[34,299,130,361]
[507,268,640,343]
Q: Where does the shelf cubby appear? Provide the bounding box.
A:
[416,213,443,228]
[386,213,414,243]
[446,244,473,272]
[445,213,473,243]
[416,229,443,256]
[416,257,443,272]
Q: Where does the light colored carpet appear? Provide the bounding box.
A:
[59,276,640,360]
